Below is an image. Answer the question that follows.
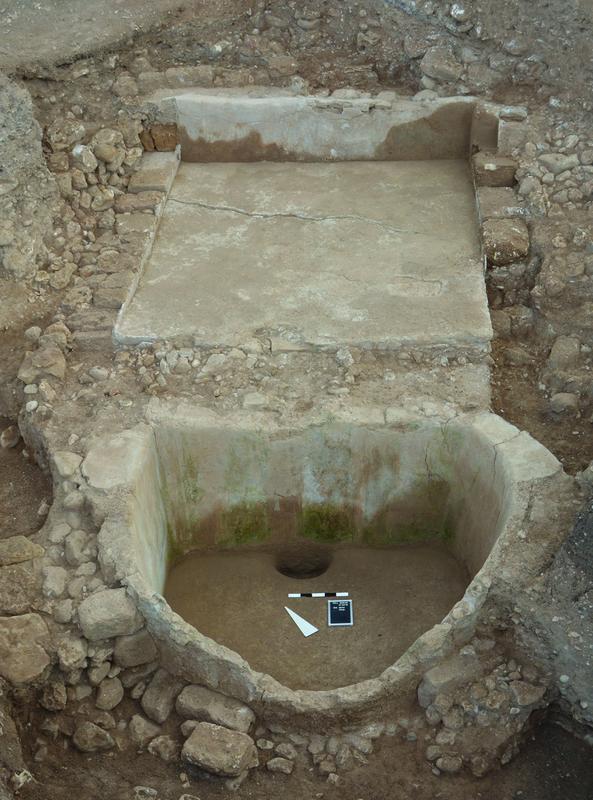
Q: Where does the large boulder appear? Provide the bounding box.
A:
[181,722,258,777]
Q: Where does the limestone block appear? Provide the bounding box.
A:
[78,588,143,640]
[128,151,180,194]
[176,685,255,733]
[181,722,258,777]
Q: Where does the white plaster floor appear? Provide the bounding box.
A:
[117,160,490,351]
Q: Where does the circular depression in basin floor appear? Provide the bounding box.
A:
[164,542,469,691]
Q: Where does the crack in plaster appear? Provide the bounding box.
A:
[169,196,419,236]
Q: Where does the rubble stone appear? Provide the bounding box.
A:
[141,668,184,723]
[129,714,161,747]
[0,614,50,683]
[73,721,115,752]
[176,685,255,733]
[78,588,143,640]
[181,722,258,777]
[114,629,158,668]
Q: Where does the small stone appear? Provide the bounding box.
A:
[509,681,546,707]
[148,734,180,762]
[88,662,110,686]
[503,346,533,366]
[436,755,463,773]
[53,599,74,623]
[53,451,82,477]
[256,738,274,750]
[71,144,98,172]
[57,634,87,671]
[538,153,579,175]
[550,393,579,414]
[267,757,294,774]
[96,677,124,710]
[40,680,67,711]
[73,721,115,752]
[88,366,109,382]
[112,74,139,97]
[420,46,463,82]
[129,714,161,747]
[275,742,297,760]
[64,529,91,566]
[132,788,157,800]
[24,326,42,342]
[202,353,226,372]
[42,566,68,598]
[547,336,580,370]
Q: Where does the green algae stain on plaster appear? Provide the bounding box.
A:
[219,501,271,547]
[298,503,356,543]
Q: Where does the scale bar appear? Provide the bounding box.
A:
[288,592,349,598]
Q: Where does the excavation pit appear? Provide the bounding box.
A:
[87,406,564,725]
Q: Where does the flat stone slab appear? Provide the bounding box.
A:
[116,160,491,352]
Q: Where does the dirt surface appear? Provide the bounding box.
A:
[491,340,593,475]
[15,717,593,800]
[166,542,468,690]
[0,0,252,71]
[0,417,51,540]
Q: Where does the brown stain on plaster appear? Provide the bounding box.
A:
[374,102,475,160]
[180,103,477,162]
[180,128,302,162]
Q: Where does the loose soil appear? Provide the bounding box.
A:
[16,718,593,800]
[491,340,593,475]
[0,416,51,540]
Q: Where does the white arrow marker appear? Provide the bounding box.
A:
[284,606,319,637]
